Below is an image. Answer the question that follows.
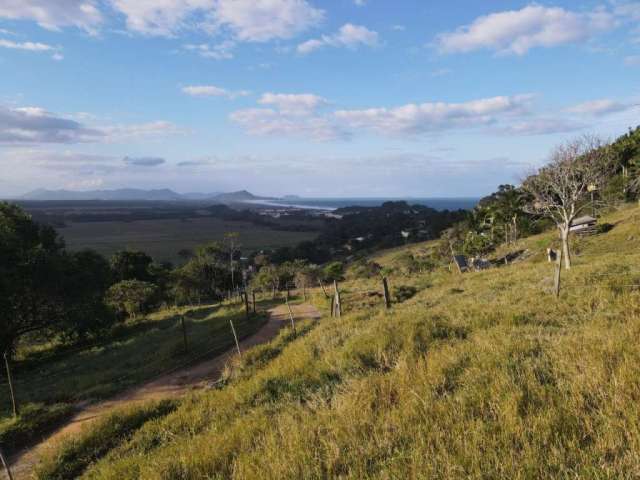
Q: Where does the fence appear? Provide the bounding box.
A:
[1,297,268,421]
[547,249,640,297]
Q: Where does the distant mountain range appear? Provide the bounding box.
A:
[20,188,272,203]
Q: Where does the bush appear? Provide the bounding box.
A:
[105,280,158,319]
[393,285,418,303]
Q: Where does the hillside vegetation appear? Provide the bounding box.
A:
[0,302,265,456]
[40,204,640,479]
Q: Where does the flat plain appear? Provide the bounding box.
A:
[59,217,318,263]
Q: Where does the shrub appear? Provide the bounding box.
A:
[105,280,158,319]
[393,285,418,303]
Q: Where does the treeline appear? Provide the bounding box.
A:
[0,204,247,356]
[269,201,467,264]
[0,203,341,358]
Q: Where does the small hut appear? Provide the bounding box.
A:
[569,215,597,236]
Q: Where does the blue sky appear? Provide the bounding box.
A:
[0,0,638,198]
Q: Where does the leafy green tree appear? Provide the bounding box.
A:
[0,203,114,353]
[105,280,158,319]
[194,242,230,297]
[251,265,280,298]
[171,260,210,305]
[110,250,153,282]
[61,250,116,339]
[322,262,344,282]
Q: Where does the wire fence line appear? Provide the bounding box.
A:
[1,302,270,415]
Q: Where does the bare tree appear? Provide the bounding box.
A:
[224,232,241,289]
[522,135,612,269]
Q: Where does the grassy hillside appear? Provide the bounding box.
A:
[41,205,640,478]
[0,302,268,455]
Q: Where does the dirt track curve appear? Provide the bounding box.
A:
[8,303,321,479]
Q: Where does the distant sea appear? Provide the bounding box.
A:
[248,197,479,211]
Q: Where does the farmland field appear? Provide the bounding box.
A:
[58,217,318,264]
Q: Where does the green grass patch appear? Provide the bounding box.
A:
[0,403,75,456]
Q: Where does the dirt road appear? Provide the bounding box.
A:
[8,303,321,479]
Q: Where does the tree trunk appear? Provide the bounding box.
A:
[560,226,571,269]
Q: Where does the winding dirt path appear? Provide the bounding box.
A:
[8,303,321,479]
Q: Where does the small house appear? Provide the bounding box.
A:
[569,215,597,236]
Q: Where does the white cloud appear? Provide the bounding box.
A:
[298,23,379,54]
[0,105,181,145]
[229,108,348,141]
[0,38,64,60]
[102,121,182,141]
[334,95,532,135]
[0,105,103,143]
[110,0,323,41]
[230,92,345,140]
[436,5,616,55]
[257,93,327,114]
[182,85,250,99]
[183,40,235,59]
[625,55,640,66]
[497,118,585,136]
[354,0,366,6]
[0,39,55,52]
[566,98,634,116]
[229,93,552,141]
[0,0,102,33]
[109,0,210,37]
[207,0,324,42]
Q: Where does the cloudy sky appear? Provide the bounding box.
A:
[0,0,638,198]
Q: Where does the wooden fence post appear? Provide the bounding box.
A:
[244,290,250,319]
[229,320,242,358]
[330,294,335,317]
[286,298,297,336]
[382,277,391,309]
[181,316,188,353]
[3,352,17,417]
[0,446,14,480]
[333,281,342,318]
[553,248,563,298]
[252,291,256,314]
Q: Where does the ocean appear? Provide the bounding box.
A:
[248,197,479,211]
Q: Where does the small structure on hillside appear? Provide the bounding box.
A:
[453,254,469,273]
[569,215,597,236]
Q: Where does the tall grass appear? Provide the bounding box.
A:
[46,205,640,478]
[34,400,178,480]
